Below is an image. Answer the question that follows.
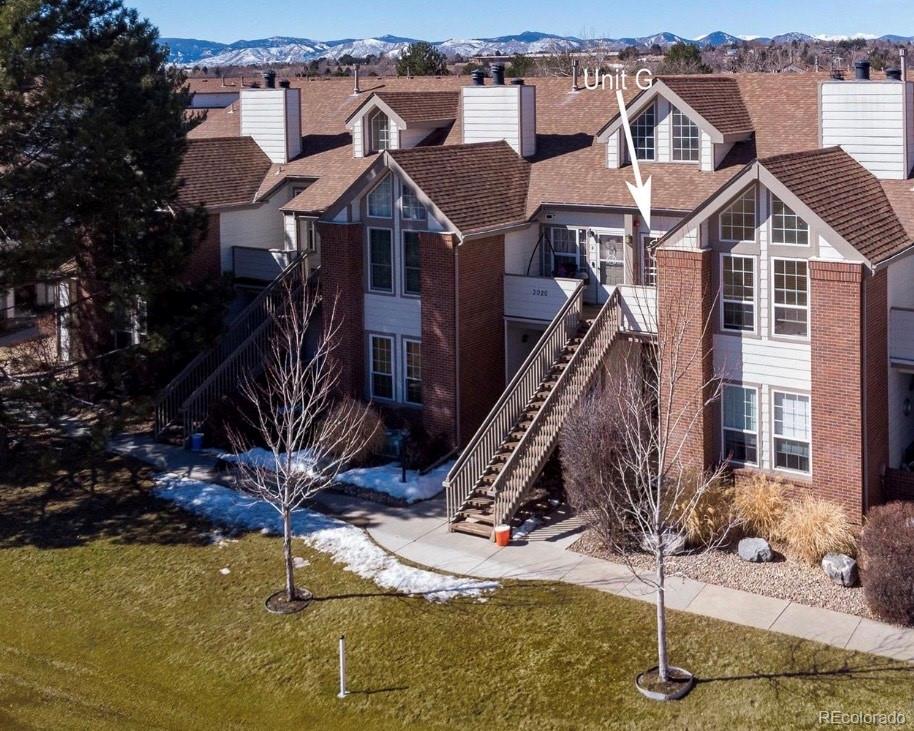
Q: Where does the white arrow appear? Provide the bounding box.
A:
[616,89,652,230]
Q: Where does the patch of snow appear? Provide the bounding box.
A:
[293,557,309,569]
[336,460,451,503]
[154,474,497,602]
[219,448,316,475]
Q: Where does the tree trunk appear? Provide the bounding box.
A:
[283,508,296,601]
[655,546,669,682]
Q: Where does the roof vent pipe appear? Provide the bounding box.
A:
[510,78,524,85]
[470,69,485,86]
[886,68,902,81]
[900,48,907,81]
[571,58,579,92]
[262,70,276,88]
[491,63,505,85]
[854,60,870,80]
[353,64,361,94]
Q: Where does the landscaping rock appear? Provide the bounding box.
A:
[641,529,688,556]
[738,537,773,563]
[821,553,858,587]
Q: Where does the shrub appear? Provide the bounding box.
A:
[670,473,734,546]
[325,398,386,466]
[732,475,787,539]
[859,502,914,626]
[778,497,856,564]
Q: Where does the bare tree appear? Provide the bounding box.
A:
[560,284,731,697]
[227,279,376,612]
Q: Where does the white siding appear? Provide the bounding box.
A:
[352,116,364,158]
[821,81,909,179]
[656,98,671,162]
[606,130,621,169]
[505,225,541,276]
[219,199,285,273]
[284,89,301,161]
[504,275,578,321]
[817,234,846,261]
[462,85,522,154]
[887,251,914,465]
[363,293,421,337]
[283,213,297,250]
[700,130,714,172]
[543,210,626,229]
[520,85,537,157]
[907,81,914,176]
[240,88,300,164]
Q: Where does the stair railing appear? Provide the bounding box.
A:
[154,253,310,438]
[491,288,623,527]
[444,278,584,521]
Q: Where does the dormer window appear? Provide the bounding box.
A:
[401,185,426,221]
[771,195,809,246]
[632,103,656,161]
[369,110,390,152]
[671,106,700,162]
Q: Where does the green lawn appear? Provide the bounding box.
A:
[0,446,912,730]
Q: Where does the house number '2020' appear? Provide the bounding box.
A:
[531,288,549,297]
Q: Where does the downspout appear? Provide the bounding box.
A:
[861,271,869,515]
[454,241,462,447]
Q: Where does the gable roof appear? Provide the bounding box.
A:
[345,91,460,126]
[659,77,754,136]
[761,147,911,264]
[177,137,272,208]
[388,141,530,236]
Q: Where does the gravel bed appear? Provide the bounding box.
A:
[571,530,873,619]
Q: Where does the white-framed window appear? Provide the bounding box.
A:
[722,384,758,466]
[772,391,811,474]
[771,195,809,246]
[632,102,656,161]
[403,339,422,405]
[772,258,808,338]
[369,334,395,400]
[719,188,756,242]
[112,297,147,349]
[641,236,658,287]
[368,111,390,152]
[548,226,583,278]
[368,228,393,293]
[402,231,421,296]
[401,185,426,221]
[671,106,700,162]
[721,254,756,332]
[367,174,392,218]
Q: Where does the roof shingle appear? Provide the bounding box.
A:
[177,137,271,208]
[660,76,754,136]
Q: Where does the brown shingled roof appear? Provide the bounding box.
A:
[761,147,912,264]
[177,137,271,208]
[376,91,460,123]
[389,141,530,235]
[660,76,754,136]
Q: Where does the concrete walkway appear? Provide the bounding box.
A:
[113,434,914,664]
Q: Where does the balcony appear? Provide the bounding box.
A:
[503,274,582,323]
[890,307,914,370]
[618,284,657,335]
[232,246,296,284]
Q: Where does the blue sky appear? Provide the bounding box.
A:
[131,0,914,43]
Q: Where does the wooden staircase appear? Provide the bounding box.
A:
[446,286,626,539]
[154,253,314,444]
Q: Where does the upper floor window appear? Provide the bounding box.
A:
[367,175,392,218]
[401,185,427,221]
[369,334,394,400]
[671,106,700,162]
[722,384,758,466]
[632,102,656,161]
[772,391,811,473]
[722,254,755,332]
[368,228,393,293]
[772,259,808,338]
[719,188,756,242]
[771,196,809,246]
[369,111,390,152]
[548,226,583,278]
[403,231,421,296]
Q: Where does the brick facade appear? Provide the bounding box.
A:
[809,260,865,523]
[655,248,715,471]
[420,232,459,447]
[182,213,222,284]
[863,267,889,511]
[457,235,506,444]
[317,222,364,398]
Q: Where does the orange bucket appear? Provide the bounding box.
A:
[494,524,511,547]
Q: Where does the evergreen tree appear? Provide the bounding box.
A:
[396,41,448,76]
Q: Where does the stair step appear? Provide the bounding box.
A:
[451,520,493,538]
[460,509,495,526]
[466,496,494,509]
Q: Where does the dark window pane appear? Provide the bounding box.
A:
[723,302,754,331]
[724,431,758,465]
[775,438,809,472]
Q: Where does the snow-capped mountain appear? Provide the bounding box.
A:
[160,29,914,67]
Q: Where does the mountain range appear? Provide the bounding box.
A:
[160,29,914,67]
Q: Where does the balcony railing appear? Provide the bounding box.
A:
[232,246,296,283]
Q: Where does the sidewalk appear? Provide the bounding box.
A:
[114,434,914,664]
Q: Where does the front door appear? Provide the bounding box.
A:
[592,233,625,304]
